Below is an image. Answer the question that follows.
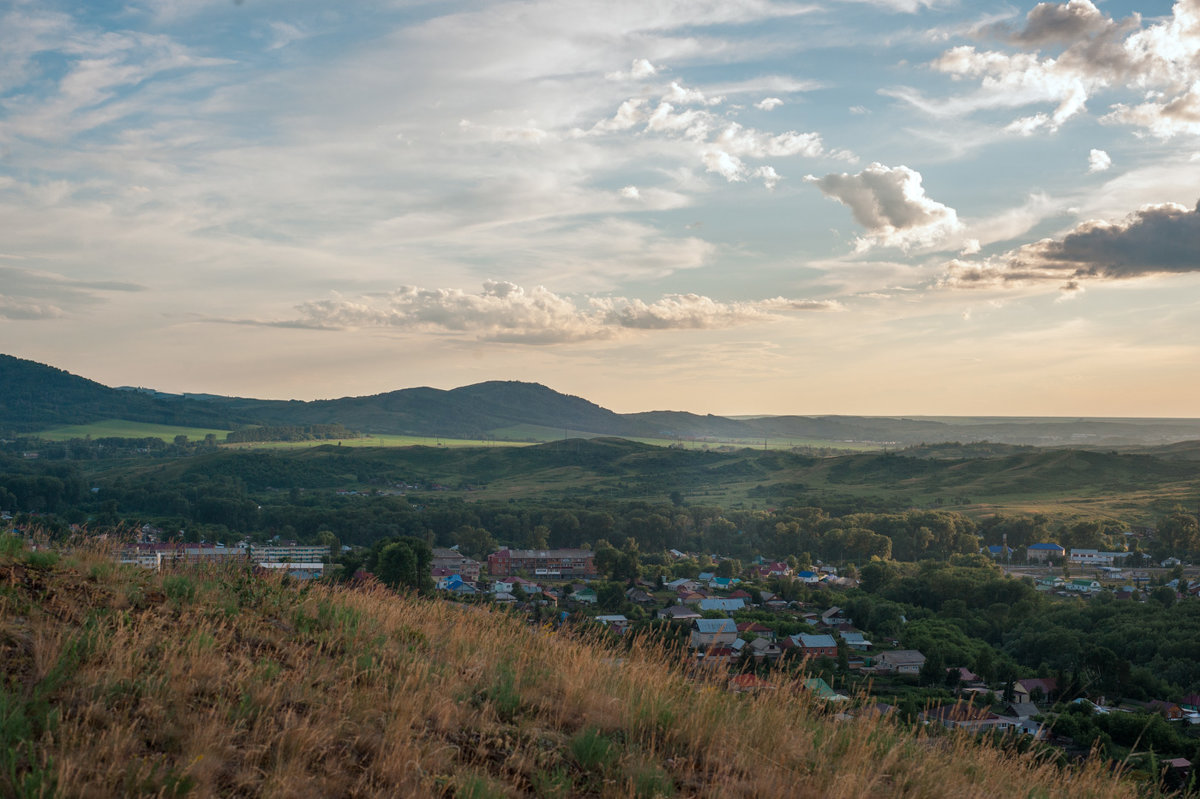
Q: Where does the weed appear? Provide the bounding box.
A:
[569,727,618,773]
[530,765,573,798]
[21,550,58,570]
[630,763,674,798]
[163,575,197,605]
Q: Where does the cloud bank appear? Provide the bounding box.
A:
[254,281,842,343]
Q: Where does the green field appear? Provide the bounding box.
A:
[222,434,532,450]
[35,419,232,442]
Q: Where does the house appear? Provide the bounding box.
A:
[790,633,838,659]
[625,587,656,605]
[690,618,738,650]
[948,666,982,686]
[796,570,822,584]
[801,678,848,701]
[841,632,873,652]
[1067,578,1102,593]
[1004,702,1039,720]
[736,622,775,640]
[694,646,737,668]
[657,604,701,622]
[491,580,515,594]
[984,544,1013,558]
[569,587,598,604]
[746,637,783,661]
[728,589,753,601]
[820,607,846,626]
[1026,543,1065,562]
[493,591,517,603]
[665,578,699,592]
[1012,678,1058,704]
[922,704,997,733]
[1147,700,1185,720]
[432,548,482,581]
[874,650,926,675]
[1069,548,1127,566]
[595,615,630,633]
[729,674,774,693]
[698,598,746,613]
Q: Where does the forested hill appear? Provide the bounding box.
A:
[0,354,245,434]
[8,352,1200,447]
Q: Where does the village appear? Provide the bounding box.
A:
[105,534,1200,782]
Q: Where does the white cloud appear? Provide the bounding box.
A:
[805,162,962,250]
[606,58,659,80]
[1088,148,1112,173]
[258,281,842,343]
[619,185,641,199]
[896,0,1200,137]
[756,97,784,110]
[588,78,851,186]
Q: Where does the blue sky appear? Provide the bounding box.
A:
[3,0,1200,416]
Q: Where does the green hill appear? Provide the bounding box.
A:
[0,354,242,434]
[0,538,1134,798]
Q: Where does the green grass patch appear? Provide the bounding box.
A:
[34,419,230,442]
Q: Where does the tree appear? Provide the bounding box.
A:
[453,525,497,560]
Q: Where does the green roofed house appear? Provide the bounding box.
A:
[801,678,848,701]
[570,587,597,604]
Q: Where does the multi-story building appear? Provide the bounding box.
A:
[486,548,595,578]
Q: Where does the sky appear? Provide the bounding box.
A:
[3,0,1200,417]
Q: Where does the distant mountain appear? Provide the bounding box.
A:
[6,353,1200,448]
[0,354,245,434]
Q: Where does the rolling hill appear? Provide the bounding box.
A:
[7,352,1200,448]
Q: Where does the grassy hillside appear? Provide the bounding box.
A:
[0,538,1132,798]
[81,439,1200,524]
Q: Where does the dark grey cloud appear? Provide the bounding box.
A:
[943,200,1200,287]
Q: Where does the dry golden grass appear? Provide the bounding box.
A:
[0,539,1142,798]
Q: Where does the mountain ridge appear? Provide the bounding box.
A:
[7,352,1200,447]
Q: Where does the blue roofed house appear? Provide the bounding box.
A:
[690,618,738,650]
[788,633,838,658]
[1026,543,1065,562]
[698,597,746,613]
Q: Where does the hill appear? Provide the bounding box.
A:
[0,537,1131,798]
[8,352,1200,448]
[0,354,244,434]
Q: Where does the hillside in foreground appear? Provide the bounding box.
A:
[0,539,1136,798]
